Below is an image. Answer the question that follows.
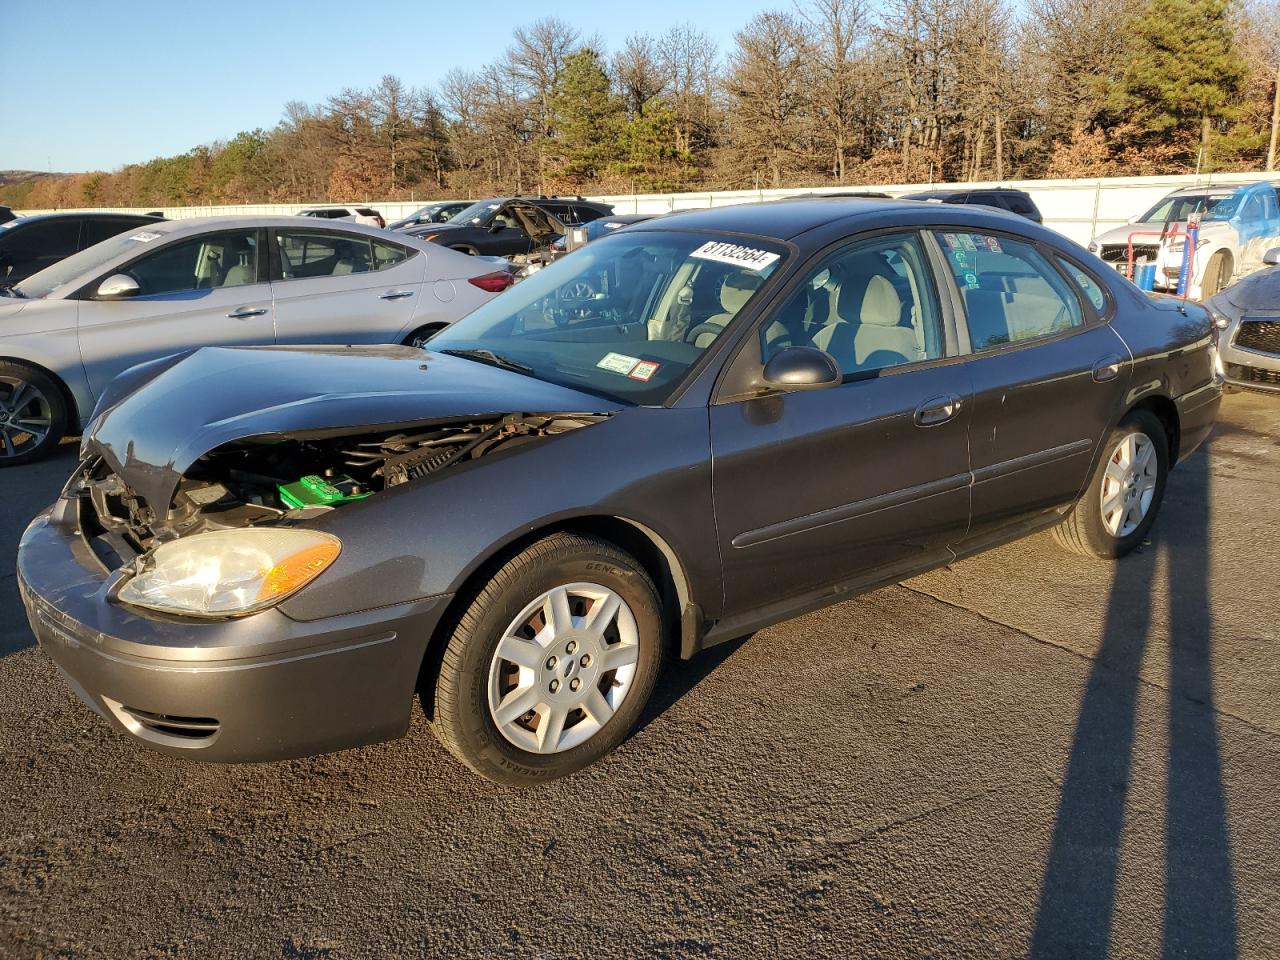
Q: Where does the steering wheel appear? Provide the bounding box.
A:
[561,279,597,299]
[684,321,725,346]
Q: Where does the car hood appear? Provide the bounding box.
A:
[84,344,612,519]
[1223,265,1280,312]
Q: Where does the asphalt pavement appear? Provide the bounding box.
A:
[1,392,1278,959]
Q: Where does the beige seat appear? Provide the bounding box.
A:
[691,273,763,347]
[813,260,919,372]
[221,238,256,287]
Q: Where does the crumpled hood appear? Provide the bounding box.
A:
[84,344,611,518]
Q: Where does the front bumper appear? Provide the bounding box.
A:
[1222,319,1280,393]
[17,500,451,762]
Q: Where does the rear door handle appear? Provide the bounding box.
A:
[227,307,268,319]
[380,289,415,301]
[1092,355,1123,382]
[914,394,961,427]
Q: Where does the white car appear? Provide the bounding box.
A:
[1090,182,1280,298]
[297,206,386,229]
[0,216,513,464]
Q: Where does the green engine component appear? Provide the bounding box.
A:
[277,474,371,509]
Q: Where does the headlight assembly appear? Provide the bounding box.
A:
[118,528,341,618]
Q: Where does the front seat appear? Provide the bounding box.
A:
[690,272,763,347]
[222,237,256,287]
[814,257,919,372]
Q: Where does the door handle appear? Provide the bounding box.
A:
[914,394,961,427]
[226,307,268,319]
[379,289,415,301]
[1092,355,1123,382]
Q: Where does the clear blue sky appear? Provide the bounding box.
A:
[0,0,773,174]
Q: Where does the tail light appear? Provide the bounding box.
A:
[468,271,514,293]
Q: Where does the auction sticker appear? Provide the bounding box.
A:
[129,231,163,242]
[598,352,641,375]
[690,240,780,272]
[627,360,661,382]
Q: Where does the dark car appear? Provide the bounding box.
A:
[549,213,657,260]
[902,188,1043,223]
[18,199,1221,785]
[0,211,165,285]
[1205,245,1280,392]
[406,196,614,259]
[388,201,472,231]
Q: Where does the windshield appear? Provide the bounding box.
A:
[1201,190,1246,222]
[1138,193,1230,224]
[429,230,786,404]
[14,227,168,299]
[447,200,502,225]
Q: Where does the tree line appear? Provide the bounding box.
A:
[7,0,1280,211]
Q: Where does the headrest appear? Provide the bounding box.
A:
[720,272,763,313]
[860,275,903,326]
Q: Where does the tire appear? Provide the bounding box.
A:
[1053,409,1170,559]
[430,532,666,786]
[1200,250,1232,298]
[0,361,69,467]
[403,324,446,349]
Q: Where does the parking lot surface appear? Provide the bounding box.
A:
[1,392,1278,959]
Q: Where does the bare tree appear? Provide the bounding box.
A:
[613,33,666,115]
[795,0,866,181]
[725,12,810,187]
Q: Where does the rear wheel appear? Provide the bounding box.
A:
[1201,250,1232,298]
[1053,409,1169,559]
[429,533,665,786]
[0,362,68,467]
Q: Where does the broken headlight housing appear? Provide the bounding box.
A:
[118,528,341,618]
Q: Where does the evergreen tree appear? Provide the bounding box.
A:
[1114,0,1245,165]
[545,48,624,184]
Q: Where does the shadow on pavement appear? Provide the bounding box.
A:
[633,634,750,738]
[1031,441,1238,958]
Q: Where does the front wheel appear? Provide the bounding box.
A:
[0,362,69,467]
[1200,250,1232,298]
[403,324,446,349]
[1053,409,1169,559]
[429,533,666,786]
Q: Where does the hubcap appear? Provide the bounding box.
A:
[0,376,53,459]
[487,582,641,754]
[1100,431,1158,538]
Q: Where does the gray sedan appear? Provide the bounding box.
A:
[1205,246,1280,392]
[0,216,513,464]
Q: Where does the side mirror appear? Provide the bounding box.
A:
[488,221,508,233]
[95,273,140,300]
[761,346,841,391]
[1264,247,1280,266]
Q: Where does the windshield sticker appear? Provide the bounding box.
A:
[982,236,1004,253]
[128,231,163,242]
[598,352,642,375]
[957,233,978,252]
[690,240,780,272]
[940,233,957,248]
[627,360,661,382]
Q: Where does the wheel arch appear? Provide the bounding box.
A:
[416,514,700,714]
[0,354,81,428]
[1128,393,1180,463]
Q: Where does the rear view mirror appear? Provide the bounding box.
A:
[95,273,140,300]
[1264,247,1280,266]
[762,346,841,391]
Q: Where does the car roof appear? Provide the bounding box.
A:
[1167,184,1245,196]
[4,211,163,225]
[623,197,1057,248]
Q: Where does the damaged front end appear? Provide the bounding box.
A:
[71,412,608,569]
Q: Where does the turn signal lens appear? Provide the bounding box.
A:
[468,271,515,293]
[119,528,341,618]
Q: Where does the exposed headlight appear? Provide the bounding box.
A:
[119,528,341,618]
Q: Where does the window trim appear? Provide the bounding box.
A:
[712,228,965,404]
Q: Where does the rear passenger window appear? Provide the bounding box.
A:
[1056,257,1106,312]
[276,231,372,278]
[762,233,944,377]
[936,232,1083,352]
[373,240,413,270]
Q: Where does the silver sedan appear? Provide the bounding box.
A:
[0,215,512,464]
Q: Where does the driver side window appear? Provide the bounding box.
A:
[761,232,944,378]
[125,230,259,296]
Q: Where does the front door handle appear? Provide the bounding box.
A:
[227,307,268,319]
[914,394,961,427]
[380,289,415,301]
[1092,355,1123,382]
